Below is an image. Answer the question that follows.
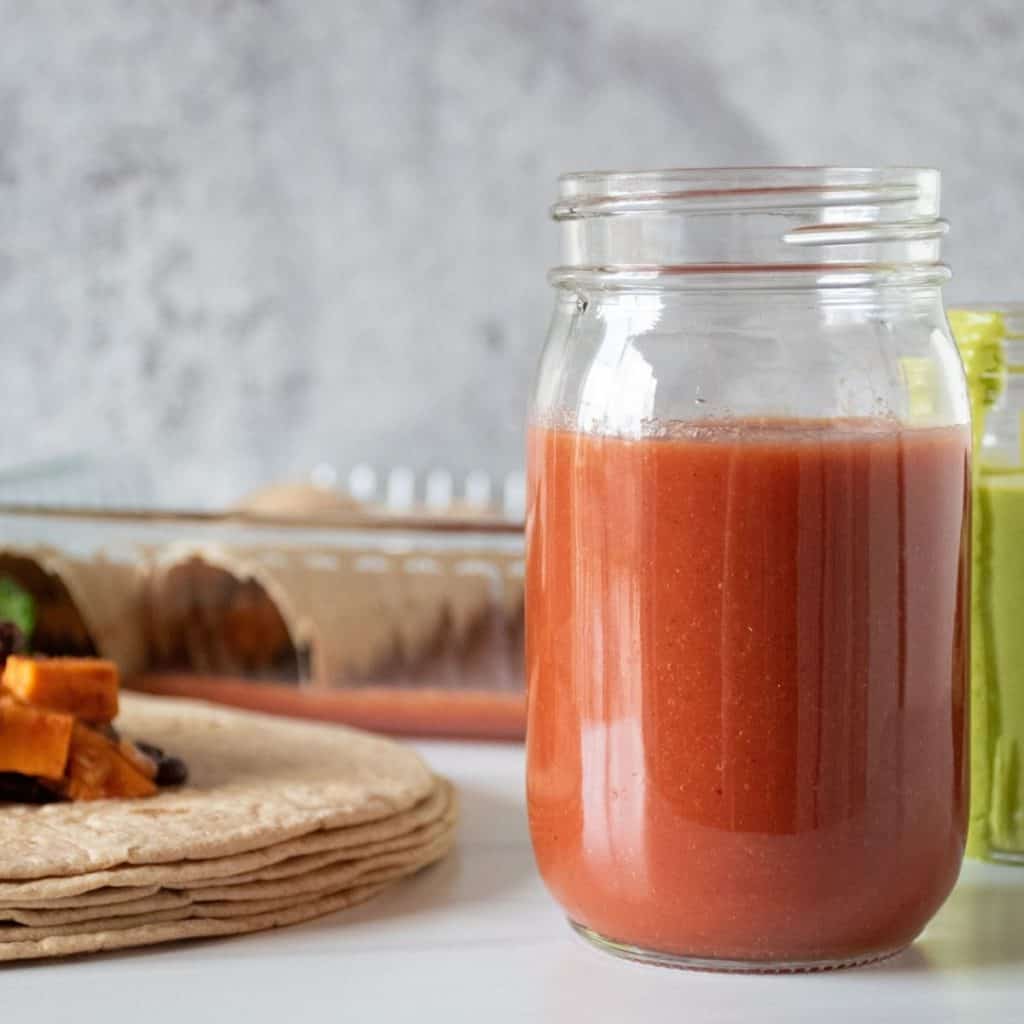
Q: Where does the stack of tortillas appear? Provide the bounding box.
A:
[0,694,455,962]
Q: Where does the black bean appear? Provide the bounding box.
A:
[155,755,188,787]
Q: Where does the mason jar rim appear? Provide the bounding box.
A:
[555,166,939,211]
[556,165,939,182]
[551,165,948,289]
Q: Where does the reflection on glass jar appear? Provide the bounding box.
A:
[526,168,970,971]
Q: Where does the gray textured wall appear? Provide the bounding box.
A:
[1,0,1022,507]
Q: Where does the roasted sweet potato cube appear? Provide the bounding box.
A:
[0,699,73,781]
[63,722,157,801]
[3,656,119,723]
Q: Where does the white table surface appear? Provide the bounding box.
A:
[9,738,1023,1024]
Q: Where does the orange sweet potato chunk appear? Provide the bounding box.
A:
[0,699,73,780]
[3,656,119,723]
[63,722,157,801]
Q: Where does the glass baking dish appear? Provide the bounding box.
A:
[0,502,525,740]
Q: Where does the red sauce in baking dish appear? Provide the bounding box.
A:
[526,419,969,965]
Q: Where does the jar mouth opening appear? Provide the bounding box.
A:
[557,165,938,186]
[552,166,946,281]
[554,166,940,219]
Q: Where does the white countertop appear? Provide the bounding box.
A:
[9,739,1023,1023]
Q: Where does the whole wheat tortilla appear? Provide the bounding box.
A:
[185,802,455,888]
[0,881,392,962]
[175,830,454,903]
[146,542,506,687]
[13,885,162,910]
[2,813,456,927]
[186,853,441,915]
[0,693,434,887]
[232,482,365,518]
[0,831,452,937]
[0,905,199,942]
[2,891,193,928]
[0,864,411,942]
[0,547,148,675]
[1,779,453,906]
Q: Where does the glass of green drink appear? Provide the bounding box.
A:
[951,306,1024,863]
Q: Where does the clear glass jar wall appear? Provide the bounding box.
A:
[526,168,971,971]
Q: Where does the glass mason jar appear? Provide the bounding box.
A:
[526,168,970,972]
[951,306,1024,863]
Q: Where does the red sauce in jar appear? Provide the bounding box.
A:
[526,419,969,966]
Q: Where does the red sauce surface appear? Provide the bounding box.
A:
[526,420,969,964]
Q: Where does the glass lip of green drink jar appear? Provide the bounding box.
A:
[950,303,1024,864]
[950,305,1024,462]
